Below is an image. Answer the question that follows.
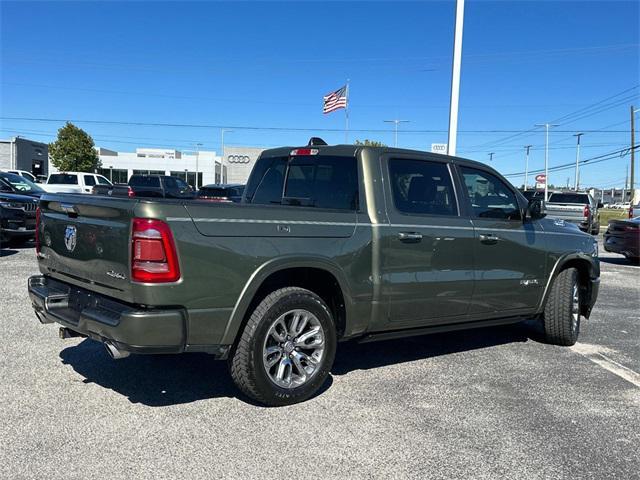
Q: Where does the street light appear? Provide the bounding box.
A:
[221,129,233,184]
[524,145,532,191]
[488,152,494,162]
[573,133,583,191]
[534,123,559,202]
[383,119,410,147]
[194,142,203,189]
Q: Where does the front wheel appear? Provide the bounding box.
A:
[543,268,581,346]
[229,287,337,406]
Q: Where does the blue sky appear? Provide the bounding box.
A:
[1,0,638,188]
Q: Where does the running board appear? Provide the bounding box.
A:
[356,317,525,344]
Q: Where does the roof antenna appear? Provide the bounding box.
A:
[308,137,327,146]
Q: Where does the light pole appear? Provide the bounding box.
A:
[383,119,410,147]
[194,142,202,189]
[524,145,532,191]
[573,133,583,191]
[488,152,494,162]
[221,129,233,184]
[535,123,559,202]
[447,0,465,156]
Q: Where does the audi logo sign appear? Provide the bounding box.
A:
[227,155,251,164]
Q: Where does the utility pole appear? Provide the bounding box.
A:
[535,123,559,202]
[384,119,410,147]
[488,152,494,162]
[220,129,233,184]
[446,0,465,156]
[194,142,202,189]
[631,105,636,204]
[524,145,532,191]
[573,133,583,191]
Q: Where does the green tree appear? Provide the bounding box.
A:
[48,122,100,172]
[355,139,387,147]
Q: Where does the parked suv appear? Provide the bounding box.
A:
[0,171,46,198]
[0,191,39,245]
[29,141,600,405]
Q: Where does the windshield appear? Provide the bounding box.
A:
[548,193,589,204]
[48,173,78,185]
[0,172,45,194]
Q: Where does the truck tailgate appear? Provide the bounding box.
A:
[545,203,586,220]
[38,194,137,302]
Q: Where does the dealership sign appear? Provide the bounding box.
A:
[535,174,546,190]
[431,143,447,154]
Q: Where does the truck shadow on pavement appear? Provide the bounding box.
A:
[60,323,533,406]
[332,323,531,375]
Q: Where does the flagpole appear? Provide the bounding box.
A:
[345,79,350,144]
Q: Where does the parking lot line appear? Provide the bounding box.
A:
[571,342,640,388]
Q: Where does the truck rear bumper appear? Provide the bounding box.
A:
[28,275,186,354]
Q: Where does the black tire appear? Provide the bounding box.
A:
[591,225,600,235]
[229,287,337,406]
[543,268,581,346]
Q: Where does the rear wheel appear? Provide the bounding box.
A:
[229,287,337,406]
[543,268,581,346]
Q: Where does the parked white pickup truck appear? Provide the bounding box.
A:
[43,172,112,194]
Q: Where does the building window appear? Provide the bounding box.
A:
[98,168,128,184]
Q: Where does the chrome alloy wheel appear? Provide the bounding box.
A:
[571,282,580,331]
[262,309,325,389]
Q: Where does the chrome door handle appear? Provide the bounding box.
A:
[398,232,423,243]
[479,234,499,245]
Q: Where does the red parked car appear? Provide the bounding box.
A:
[604,216,640,262]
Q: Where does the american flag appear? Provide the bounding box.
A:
[323,85,348,114]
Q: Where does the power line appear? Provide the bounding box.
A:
[503,145,639,178]
[0,117,632,135]
[464,85,639,151]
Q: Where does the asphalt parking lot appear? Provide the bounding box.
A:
[1,240,638,479]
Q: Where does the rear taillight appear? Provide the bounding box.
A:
[131,218,180,283]
[35,206,41,254]
[629,206,634,219]
[583,205,590,217]
[127,186,135,198]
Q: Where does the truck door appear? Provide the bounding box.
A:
[457,165,546,316]
[381,155,475,328]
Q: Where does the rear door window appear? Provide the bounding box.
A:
[388,159,458,216]
[83,175,96,186]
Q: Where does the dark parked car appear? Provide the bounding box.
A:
[92,175,196,199]
[0,171,46,198]
[198,184,245,202]
[604,216,640,261]
[0,192,39,245]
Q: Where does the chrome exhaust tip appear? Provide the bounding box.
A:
[104,341,130,360]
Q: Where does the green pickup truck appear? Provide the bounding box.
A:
[29,141,600,406]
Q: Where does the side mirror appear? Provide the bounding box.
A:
[597,201,603,209]
[525,198,545,221]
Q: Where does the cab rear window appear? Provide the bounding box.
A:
[246,155,358,210]
[48,174,78,185]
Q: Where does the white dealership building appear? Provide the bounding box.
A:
[49,145,267,188]
[89,147,223,188]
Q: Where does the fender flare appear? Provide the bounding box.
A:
[536,252,598,314]
[220,256,354,345]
